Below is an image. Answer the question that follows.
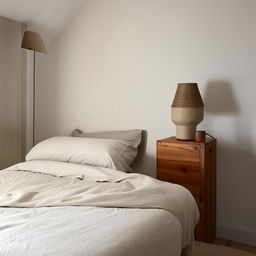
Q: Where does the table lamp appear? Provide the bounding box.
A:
[171,83,204,140]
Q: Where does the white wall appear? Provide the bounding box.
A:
[36,0,256,245]
[0,16,25,168]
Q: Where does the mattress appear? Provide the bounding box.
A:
[0,160,199,256]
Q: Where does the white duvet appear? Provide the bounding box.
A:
[0,161,199,256]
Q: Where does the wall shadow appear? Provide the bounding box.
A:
[204,80,256,236]
[204,81,239,115]
[131,130,156,177]
[217,141,256,227]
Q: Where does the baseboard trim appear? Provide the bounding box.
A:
[217,222,256,246]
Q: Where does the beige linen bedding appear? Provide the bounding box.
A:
[0,160,199,256]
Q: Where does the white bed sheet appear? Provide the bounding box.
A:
[0,206,182,256]
[0,160,199,256]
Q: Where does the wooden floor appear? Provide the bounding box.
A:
[212,238,256,254]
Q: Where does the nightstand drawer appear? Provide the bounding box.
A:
[158,173,201,197]
[157,143,200,162]
[157,160,201,196]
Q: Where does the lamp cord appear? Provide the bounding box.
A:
[206,133,215,139]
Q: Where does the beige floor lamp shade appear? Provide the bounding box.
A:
[21,31,47,53]
[21,31,47,146]
[171,83,204,140]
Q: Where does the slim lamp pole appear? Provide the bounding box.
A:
[21,31,47,148]
[33,50,36,146]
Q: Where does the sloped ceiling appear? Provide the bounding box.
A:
[0,0,85,45]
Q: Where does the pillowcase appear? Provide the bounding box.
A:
[72,129,142,170]
[71,129,142,148]
[26,136,136,172]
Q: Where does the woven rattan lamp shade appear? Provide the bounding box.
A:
[171,83,204,108]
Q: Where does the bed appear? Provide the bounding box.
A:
[0,130,199,256]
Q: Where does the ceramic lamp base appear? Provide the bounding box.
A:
[176,125,196,140]
[171,107,204,140]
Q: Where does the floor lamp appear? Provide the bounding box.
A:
[21,31,47,146]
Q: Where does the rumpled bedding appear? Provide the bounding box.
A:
[0,160,199,256]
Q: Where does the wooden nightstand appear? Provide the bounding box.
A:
[156,137,216,243]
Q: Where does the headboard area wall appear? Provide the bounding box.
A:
[35,0,256,245]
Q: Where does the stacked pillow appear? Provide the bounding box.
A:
[26,129,142,172]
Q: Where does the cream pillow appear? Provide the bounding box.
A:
[71,129,142,148]
[26,136,136,172]
[72,129,142,167]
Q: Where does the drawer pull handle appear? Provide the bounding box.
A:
[180,167,187,172]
